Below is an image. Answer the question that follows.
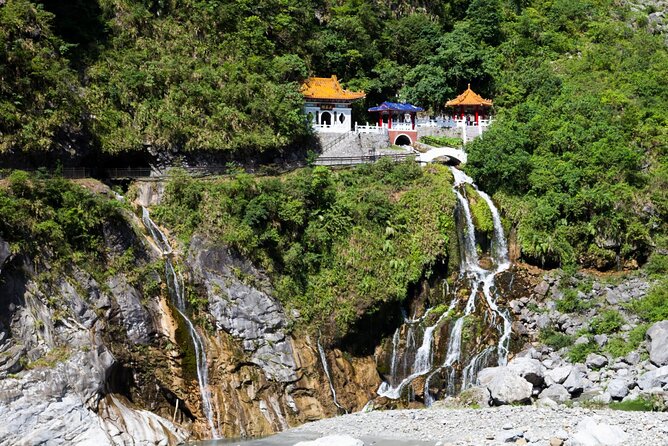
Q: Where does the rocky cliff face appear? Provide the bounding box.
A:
[0,201,383,444]
[182,235,381,438]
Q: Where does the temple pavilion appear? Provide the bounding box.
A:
[445,84,493,127]
[301,76,365,133]
[368,101,424,146]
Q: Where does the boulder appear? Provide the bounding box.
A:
[294,435,365,446]
[570,417,629,446]
[477,366,533,405]
[507,357,545,387]
[585,353,608,370]
[534,281,550,296]
[646,321,668,366]
[593,334,608,347]
[538,384,571,404]
[546,365,572,385]
[563,369,591,395]
[637,366,668,390]
[458,386,491,407]
[607,378,631,399]
[624,351,640,365]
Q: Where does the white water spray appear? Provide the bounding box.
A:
[141,208,219,438]
[377,166,513,402]
[317,339,345,412]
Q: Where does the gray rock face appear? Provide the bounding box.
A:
[477,366,533,405]
[188,237,298,382]
[607,379,631,399]
[507,357,544,387]
[0,236,9,271]
[570,416,629,446]
[585,353,608,370]
[646,321,668,366]
[0,347,186,445]
[538,384,571,404]
[637,365,668,390]
[107,276,153,344]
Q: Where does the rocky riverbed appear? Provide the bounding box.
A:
[289,406,668,446]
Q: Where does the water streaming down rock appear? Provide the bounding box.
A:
[317,340,345,412]
[141,208,220,439]
[377,167,513,403]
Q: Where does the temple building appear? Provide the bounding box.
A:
[445,84,493,127]
[301,76,365,133]
[368,101,424,146]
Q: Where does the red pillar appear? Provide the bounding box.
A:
[411,113,416,130]
[388,112,392,129]
[460,107,464,121]
[475,107,479,126]
[378,113,382,127]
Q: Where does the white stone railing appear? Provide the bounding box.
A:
[312,123,350,133]
[355,123,387,134]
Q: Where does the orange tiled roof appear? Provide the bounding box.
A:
[446,84,493,107]
[301,75,366,101]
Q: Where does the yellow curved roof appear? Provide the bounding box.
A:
[301,75,366,101]
[446,84,493,107]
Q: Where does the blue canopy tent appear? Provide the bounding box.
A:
[368,101,423,129]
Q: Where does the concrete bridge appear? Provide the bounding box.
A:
[416,146,467,165]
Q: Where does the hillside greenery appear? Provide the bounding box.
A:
[151,161,457,336]
[464,1,668,269]
[1,0,667,271]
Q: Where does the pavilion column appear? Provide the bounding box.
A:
[378,113,383,128]
[460,107,464,121]
[475,107,479,126]
[411,112,416,130]
[388,112,392,129]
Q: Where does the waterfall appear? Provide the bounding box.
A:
[389,328,400,384]
[141,208,219,439]
[317,340,345,412]
[377,166,512,403]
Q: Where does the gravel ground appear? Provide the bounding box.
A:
[288,406,668,446]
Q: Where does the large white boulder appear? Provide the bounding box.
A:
[507,357,545,386]
[545,365,572,385]
[538,384,571,404]
[637,365,668,390]
[570,417,629,446]
[607,378,631,400]
[647,321,668,366]
[477,366,533,405]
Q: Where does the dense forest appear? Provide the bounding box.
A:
[1,0,667,270]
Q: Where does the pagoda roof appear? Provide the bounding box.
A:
[368,101,424,112]
[301,75,365,101]
[446,84,493,107]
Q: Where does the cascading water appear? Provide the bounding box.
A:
[317,340,345,412]
[141,208,220,438]
[377,166,513,403]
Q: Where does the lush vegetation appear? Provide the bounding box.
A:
[0,171,122,259]
[420,135,463,147]
[151,161,457,336]
[465,1,668,269]
[1,0,667,274]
